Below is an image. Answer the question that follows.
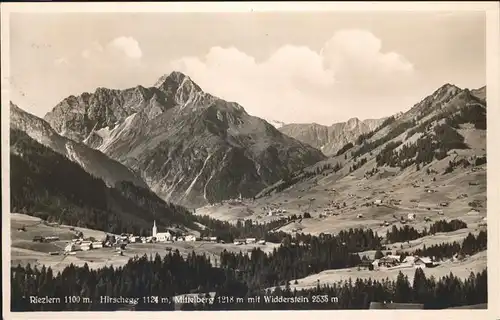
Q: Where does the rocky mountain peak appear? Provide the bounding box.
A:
[154,71,205,108]
[432,83,461,100]
[346,117,361,128]
[154,71,202,93]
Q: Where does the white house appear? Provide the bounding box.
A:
[234,239,245,245]
[156,231,172,242]
[129,236,140,243]
[81,241,92,247]
[414,257,434,268]
[45,236,60,242]
[185,235,196,242]
[407,213,416,221]
[374,200,382,206]
[403,256,417,265]
[257,239,266,245]
[65,243,78,252]
[92,242,103,249]
[246,238,256,244]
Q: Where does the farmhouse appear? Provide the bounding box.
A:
[373,256,400,268]
[467,209,480,215]
[414,257,435,268]
[200,236,218,242]
[407,213,416,221]
[403,256,417,265]
[92,241,103,249]
[233,239,246,245]
[373,200,382,206]
[185,235,196,242]
[129,236,140,243]
[257,239,266,245]
[80,241,92,251]
[156,231,172,242]
[65,243,79,252]
[246,238,256,244]
[369,302,424,309]
[358,260,374,270]
[44,236,60,242]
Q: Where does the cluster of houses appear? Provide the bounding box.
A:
[32,235,60,242]
[153,221,199,242]
[64,239,103,253]
[233,238,266,245]
[267,208,287,216]
[359,254,438,271]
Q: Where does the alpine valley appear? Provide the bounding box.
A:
[10,72,487,311]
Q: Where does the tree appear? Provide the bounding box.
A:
[303,212,311,219]
[394,272,411,303]
[374,250,384,260]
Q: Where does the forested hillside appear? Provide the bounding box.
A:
[10,128,200,234]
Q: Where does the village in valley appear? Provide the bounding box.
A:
[23,218,267,256]
[14,174,486,280]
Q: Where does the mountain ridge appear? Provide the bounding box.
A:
[42,71,326,208]
[279,117,386,156]
[254,84,486,200]
[10,102,148,189]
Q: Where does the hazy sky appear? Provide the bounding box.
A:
[9,11,486,125]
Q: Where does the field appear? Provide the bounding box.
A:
[10,213,280,274]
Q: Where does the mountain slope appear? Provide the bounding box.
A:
[43,71,326,207]
[10,128,203,235]
[10,103,147,189]
[261,84,486,197]
[279,117,385,156]
[471,86,486,102]
[196,84,486,234]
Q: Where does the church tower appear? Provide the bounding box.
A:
[152,220,157,238]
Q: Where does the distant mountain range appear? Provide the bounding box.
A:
[279,117,386,156]
[257,83,486,198]
[9,68,486,229]
[36,71,325,207]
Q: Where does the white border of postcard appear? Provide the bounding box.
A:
[2,2,499,320]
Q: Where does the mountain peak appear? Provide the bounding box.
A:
[154,71,202,91]
[346,117,361,128]
[434,83,461,95]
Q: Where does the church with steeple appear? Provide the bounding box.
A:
[152,220,172,242]
[152,220,157,238]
